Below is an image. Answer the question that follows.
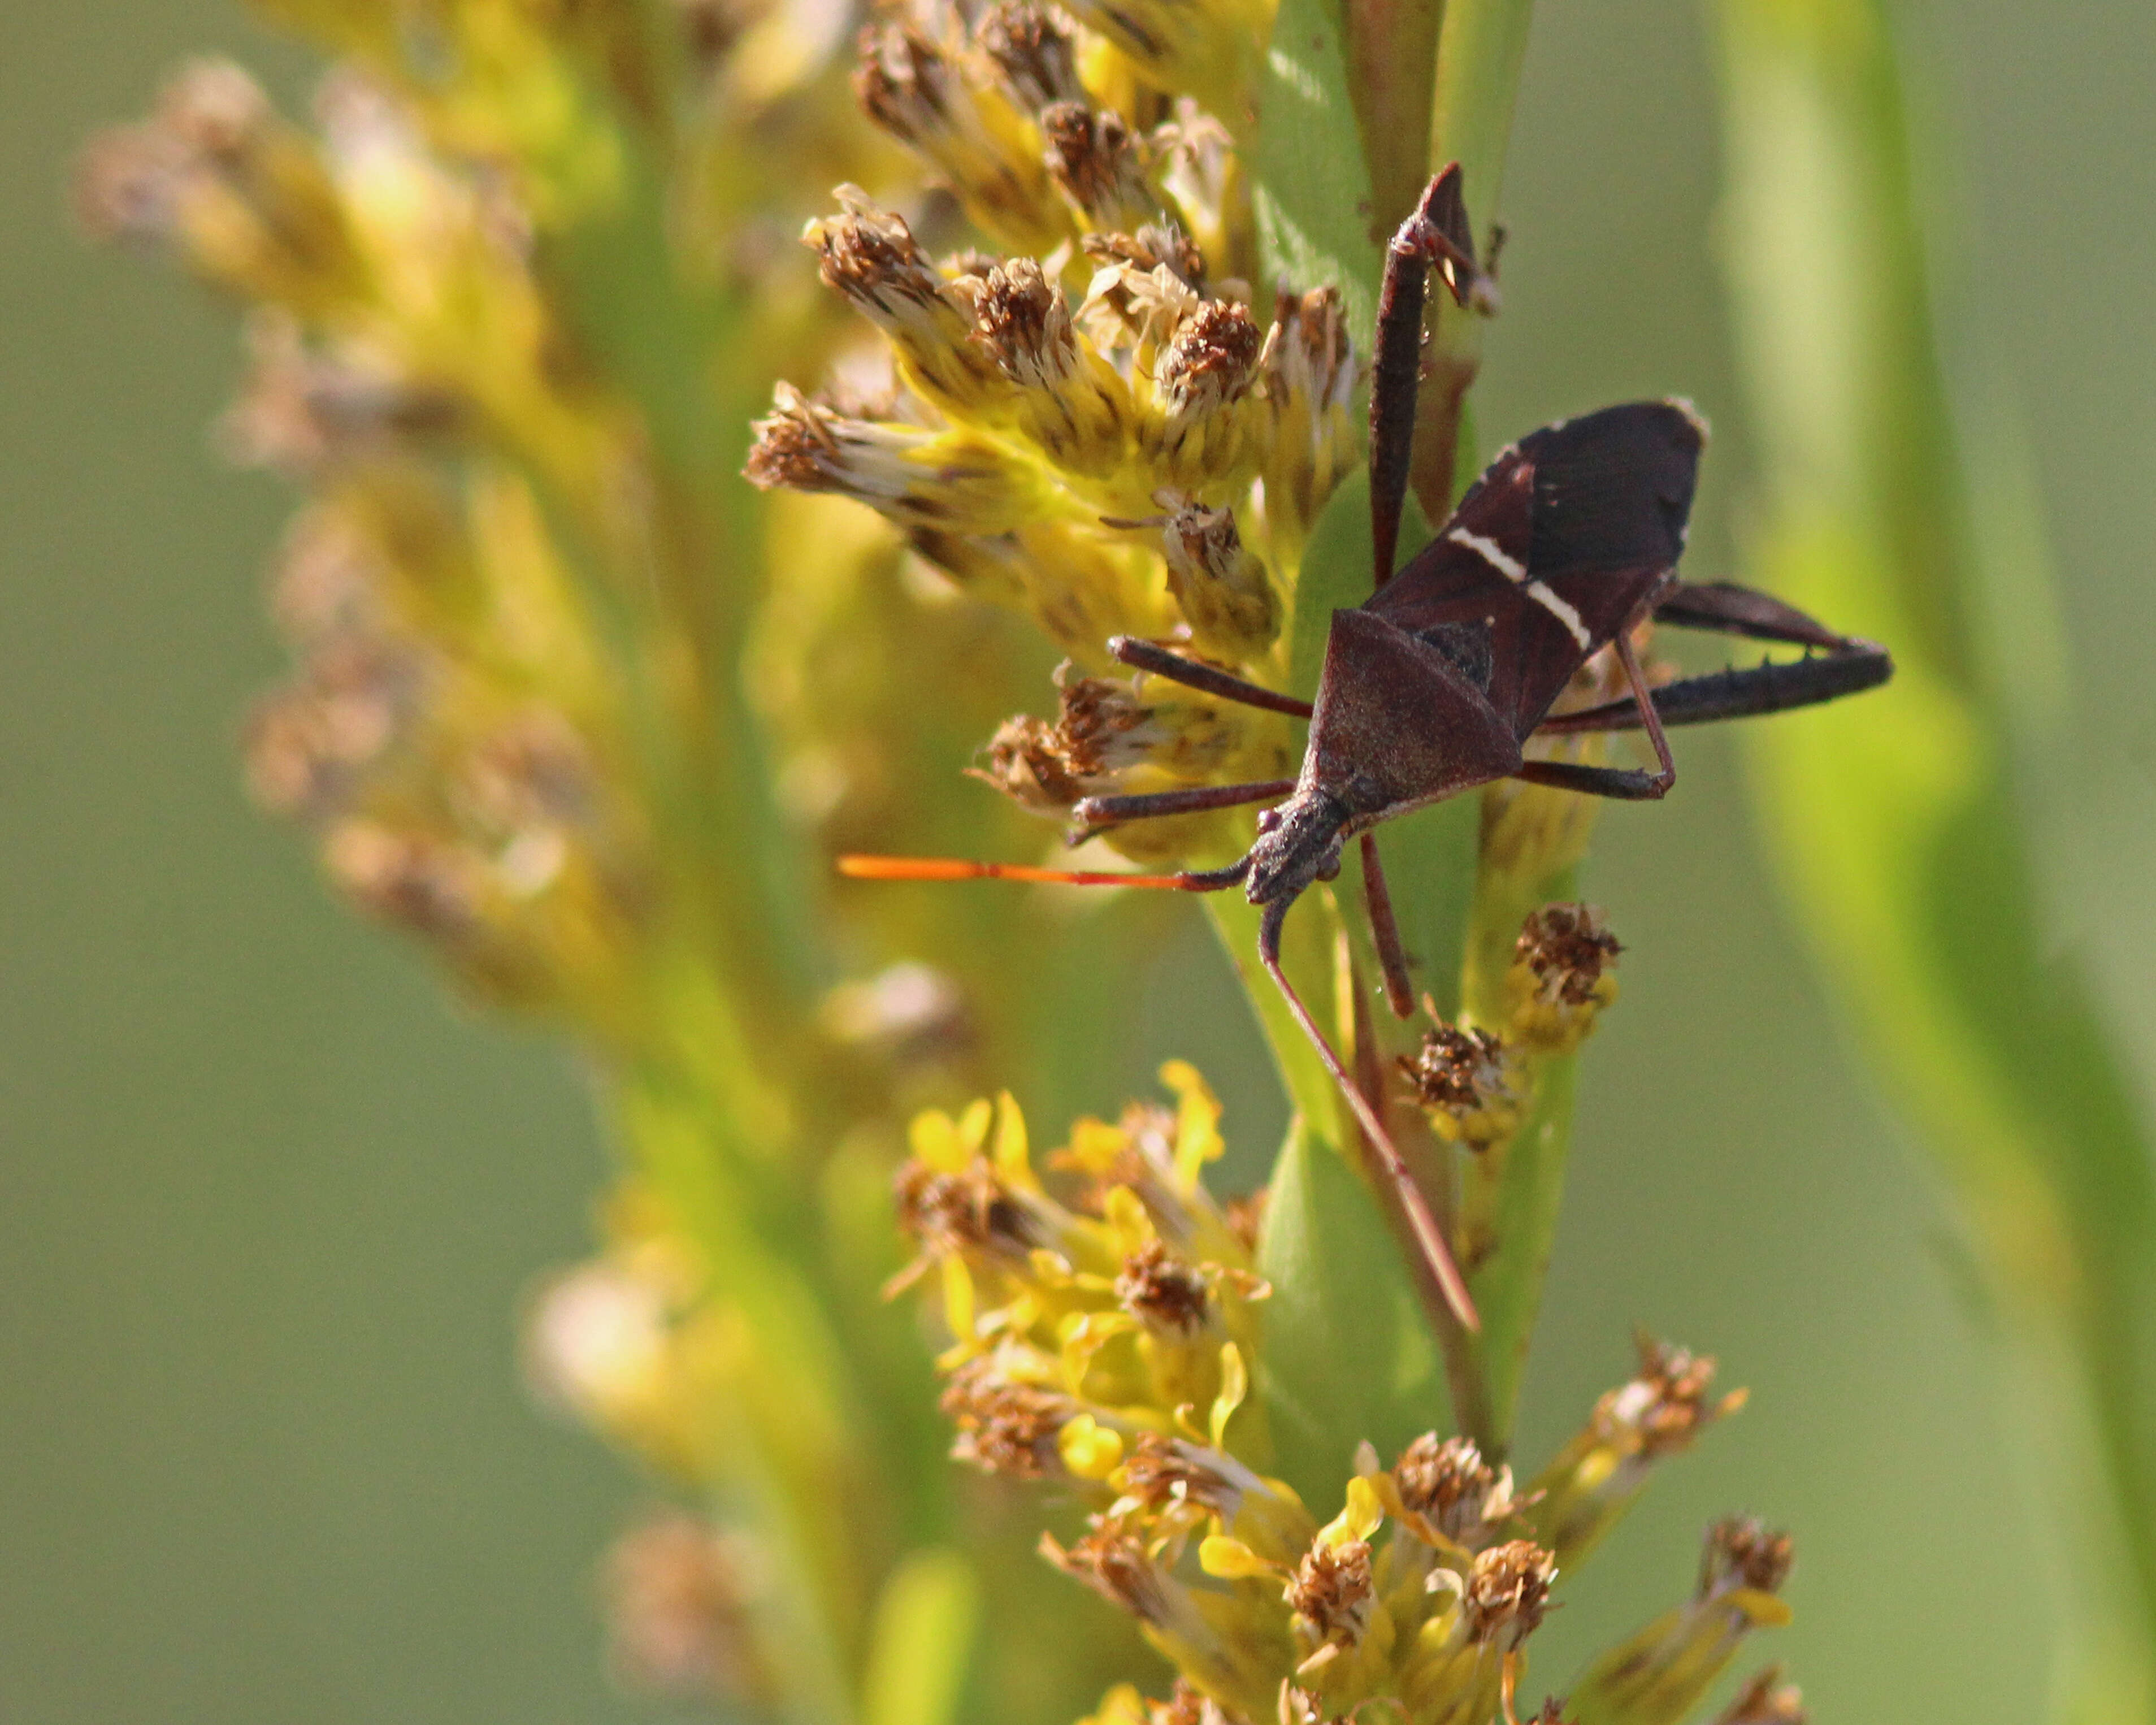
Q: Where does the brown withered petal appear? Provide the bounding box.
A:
[1115,1238,1211,1334]
[1698,1518,1793,1601]
[1463,1539,1556,1650]
[1286,1539,1374,1648]
[941,1359,1072,1476]
[1515,904,1621,1004]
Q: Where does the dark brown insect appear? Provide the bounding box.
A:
[842,166,1892,1329]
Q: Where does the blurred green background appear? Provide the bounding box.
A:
[5,1,2151,1720]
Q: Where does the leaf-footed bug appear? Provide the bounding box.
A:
[840,165,1893,1330]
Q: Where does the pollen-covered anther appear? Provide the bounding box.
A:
[1699,1518,1793,1602]
[1157,499,1279,658]
[1285,1537,1375,1652]
[1115,1238,1211,1334]
[803,190,1008,410]
[1041,102,1154,232]
[1397,1025,1519,1148]
[941,1358,1074,1476]
[978,0,1083,109]
[1506,903,1622,1052]
[1462,1539,1556,1651]
[1391,1434,1519,1549]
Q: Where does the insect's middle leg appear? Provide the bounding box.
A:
[1070,778,1295,835]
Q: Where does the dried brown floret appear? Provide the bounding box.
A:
[1115,1238,1211,1334]
[1116,1431,1233,1513]
[1515,903,1621,1005]
[893,1158,1039,1260]
[978,1,1083,109]
[1285,1538,1374,1649]
[1157,300,1261,418]
[1042,1522,1174,1622]
[940,1358,1070,1475]
[1602,1334,1739,1459]
[1714,1667,1806,1724]
[1082,222,1207,290]
[1462,1538,1556,1650]
[1041,102,1152,229]
[1699,1517,1793,1600]
[1391,1434,1515,1547]
[968,258,1078,388]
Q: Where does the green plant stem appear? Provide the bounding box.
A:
[1414,0,1537,522]
[1709,2,2156,1714]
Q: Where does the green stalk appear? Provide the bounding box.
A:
[1708,3,2156,1715]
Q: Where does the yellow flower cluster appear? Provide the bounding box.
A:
[748,0,1360,865]
[898,1069,1793,1725]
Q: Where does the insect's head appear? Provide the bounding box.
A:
[1243,787,1349,909]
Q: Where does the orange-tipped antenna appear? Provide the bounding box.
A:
[1257,902,1481,1333]
[837,854,1246,892]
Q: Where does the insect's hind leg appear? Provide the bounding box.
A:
[1653,579,1856,649]
[1536,582,1893,737]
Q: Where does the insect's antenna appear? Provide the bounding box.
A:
[1257,901,1480,1332]
[838,855,1251,892]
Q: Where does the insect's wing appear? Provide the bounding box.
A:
[1365,400,1706,736]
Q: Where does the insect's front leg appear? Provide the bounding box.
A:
[1369,163,1499,590]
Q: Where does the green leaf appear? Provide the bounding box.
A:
[861,1548,980,1725]
[1253,0,1385,341]
[1255,1121,1446,1506]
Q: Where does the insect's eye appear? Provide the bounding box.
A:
[1256,807,1282,834]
